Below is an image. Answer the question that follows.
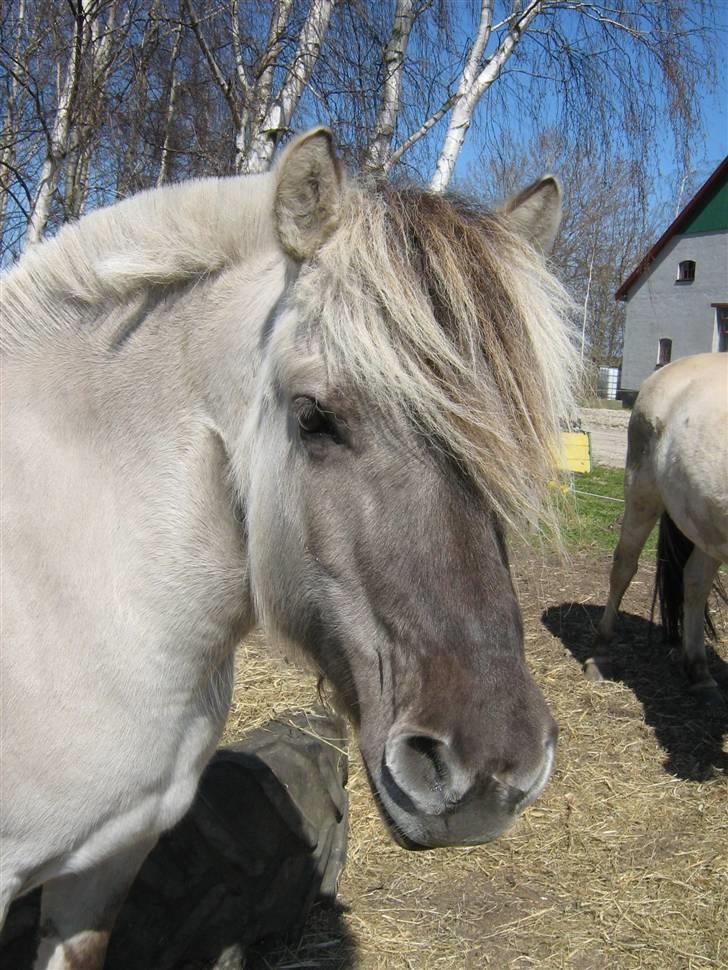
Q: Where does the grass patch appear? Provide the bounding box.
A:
[559,464,657,558]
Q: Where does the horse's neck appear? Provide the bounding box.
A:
[96,256,290,655]
[8,168,288,454]
[184,254,290,447]
[3,221,288,680]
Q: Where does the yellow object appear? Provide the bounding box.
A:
[559,431,591,474]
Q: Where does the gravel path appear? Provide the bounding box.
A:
[577,407,630,468]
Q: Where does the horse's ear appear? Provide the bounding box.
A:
[273,127,343,261]
[500,176,561,254]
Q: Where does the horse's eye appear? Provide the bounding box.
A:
[295,397,341,443]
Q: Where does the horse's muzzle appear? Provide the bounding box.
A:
[367,724,557,850]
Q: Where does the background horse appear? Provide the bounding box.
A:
[595,353,728,702]
[1,129,578,970]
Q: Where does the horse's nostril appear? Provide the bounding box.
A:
[384,730,466,816]
[404,735,449,782]
[383,720,557,824]
[513,734,556,812]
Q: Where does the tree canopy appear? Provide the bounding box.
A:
[1,0,721,361]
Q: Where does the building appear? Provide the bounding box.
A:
[616,156,728,403]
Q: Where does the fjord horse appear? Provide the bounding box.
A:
[595,353,727,702]
[1,129,578,968]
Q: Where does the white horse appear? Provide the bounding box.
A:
[595,353,728,701]
[1,129,578,969]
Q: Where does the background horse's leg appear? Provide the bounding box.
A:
[587,482,662,681]
[33,838,156,970]
[595,493,661,650]
[682,546,720,698]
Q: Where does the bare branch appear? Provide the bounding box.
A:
[385,92,459,172]
[25,1,85,244]
[230,0,253,98]
[431,0,545,191]
[182,0,242,131]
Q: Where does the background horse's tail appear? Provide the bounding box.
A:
[652,512,725,643]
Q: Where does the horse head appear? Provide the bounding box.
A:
[245,130,574,849]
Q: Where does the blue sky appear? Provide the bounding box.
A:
[701,0,728,176]
[449,1,727,214]
[703,81,728,172]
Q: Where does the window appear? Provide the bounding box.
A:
[656,338,672,368]
[717,307,728,353]
[676,260,696,283]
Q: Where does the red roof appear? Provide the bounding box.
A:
[615,155,728,301]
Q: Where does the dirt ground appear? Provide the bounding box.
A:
[226,546,728,970]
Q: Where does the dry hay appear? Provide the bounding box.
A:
[223,548,728,970]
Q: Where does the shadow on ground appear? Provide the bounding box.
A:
[246,902,358,969]
[542,602,728,780]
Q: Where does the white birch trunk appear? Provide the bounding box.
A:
[242,0,335,173]
[430,0,544,193]
[24,0,122,242]
[0,125,14,236]
[63,127,83,218]
[25,8,84,245]
[0,0,26,236]
[157,22,184,186]
[76,1,122,217]
[364,0,416,173]
[233,0,293,170]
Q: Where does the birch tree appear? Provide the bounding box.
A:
[23,4,85,244]
[1,0,720,259]
[156,19,185,187]
[0,0,40,245]
[64,0,128,218]
[426,0,717,192]
[184,0,335,173]
[21,0,129,244]
[362,0,416,173]
[430,1,545,192]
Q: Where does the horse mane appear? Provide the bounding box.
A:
[294,182,579,529]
